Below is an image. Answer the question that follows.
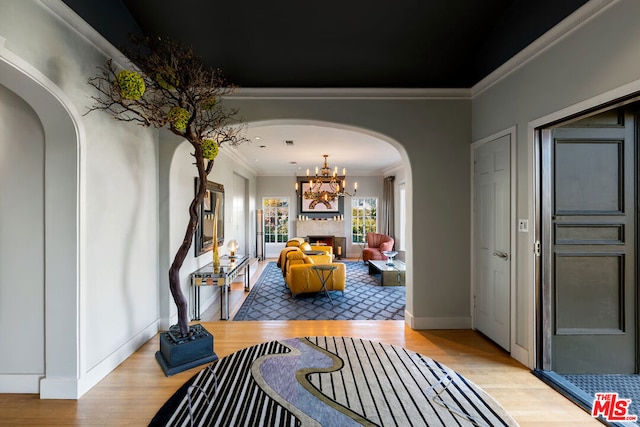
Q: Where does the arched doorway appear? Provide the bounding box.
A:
[0,40,82,398]
[157,118,413,324]
[241,119,413,320]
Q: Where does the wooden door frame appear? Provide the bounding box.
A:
[470,127,517,351]
[536,128,553,370]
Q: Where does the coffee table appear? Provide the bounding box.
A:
[368,259,406,286]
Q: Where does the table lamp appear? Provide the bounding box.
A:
[227,239,239,257]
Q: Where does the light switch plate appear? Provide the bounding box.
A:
[518,219,529,232]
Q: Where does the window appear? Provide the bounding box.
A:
[352,197,377,243]
[263,197,289,243]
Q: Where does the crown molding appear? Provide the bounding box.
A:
[36,0,614,103]
[471,0,615,97]
[229,87,471,100]
[38,0,130,69]
[219,144,258,174]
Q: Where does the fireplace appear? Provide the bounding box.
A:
[306,235,347,259]
[308,235,334,248]
[296,219,346,257]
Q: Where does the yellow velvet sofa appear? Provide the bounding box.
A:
[277,237,333,276]
[284,250,346,296]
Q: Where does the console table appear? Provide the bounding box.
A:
[190,254,250,320]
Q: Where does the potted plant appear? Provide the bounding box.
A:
[87,35,246,374]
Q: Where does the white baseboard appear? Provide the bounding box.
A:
[510,343,531,369]
[0,374,42,393]
[405,311,472,329]
[40,321,159,399]
[39,377,81,399]
[159,316,174,331]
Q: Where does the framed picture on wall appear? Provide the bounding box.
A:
[300,181,340,213]
[195,178,224,256]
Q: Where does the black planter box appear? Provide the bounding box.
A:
[155,324,218,376]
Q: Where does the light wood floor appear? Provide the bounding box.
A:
[0,259,598,426]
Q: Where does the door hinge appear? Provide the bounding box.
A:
[534,240,541,256]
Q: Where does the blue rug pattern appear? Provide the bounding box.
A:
[233,261,405,321]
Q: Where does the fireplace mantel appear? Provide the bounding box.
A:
[296,219,345,238]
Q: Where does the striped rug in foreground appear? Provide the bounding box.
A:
[150,336,519,427]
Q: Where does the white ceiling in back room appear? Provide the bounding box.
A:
[232,124,402,176]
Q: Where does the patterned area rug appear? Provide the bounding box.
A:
[233,262,405,321]
[150,337,519,427]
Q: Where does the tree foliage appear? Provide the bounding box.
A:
[87,35,245,150]
[87,35,247,336]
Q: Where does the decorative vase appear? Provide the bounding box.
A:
[213,205,220,273]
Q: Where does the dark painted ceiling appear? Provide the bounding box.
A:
[62,0,588,88]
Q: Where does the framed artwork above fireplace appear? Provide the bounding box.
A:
[297,179,344,217]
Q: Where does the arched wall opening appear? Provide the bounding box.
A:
[161,95,473,332]
[244,119,414,323]
[0,38,83,398]
[158,118,414,326]
[219,95,473,330]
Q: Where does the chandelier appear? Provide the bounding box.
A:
[295,155,357,209]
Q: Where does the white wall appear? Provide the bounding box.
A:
[471,0,640,367]
[0,0,159,397]
[0,84,45,380]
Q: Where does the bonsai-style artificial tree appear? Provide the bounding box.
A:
[87,35,246,338]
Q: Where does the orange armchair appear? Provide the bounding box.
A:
[362,232,394,263]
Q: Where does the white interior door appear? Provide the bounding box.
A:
[473,134,511,350]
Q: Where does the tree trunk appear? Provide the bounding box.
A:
[167,198,199,335]
[168,146,212,336]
